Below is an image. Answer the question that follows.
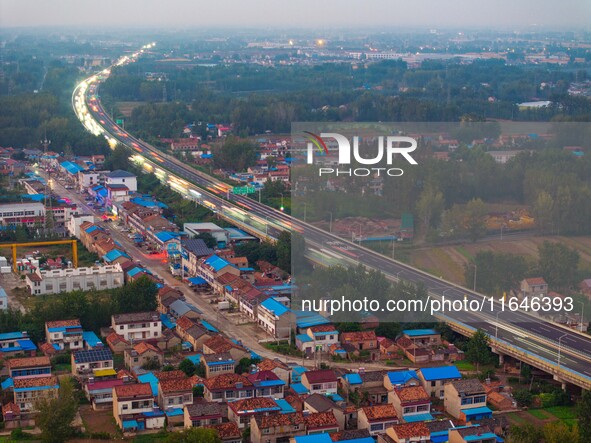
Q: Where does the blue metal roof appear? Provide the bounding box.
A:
[155,231,179,243]
[0,332,25,341]
[204,255,235,272]
[208,360,235,366]
[200,320,218,333]
[260,297,290,317]
[291,383,309,394]
[275,398,296,414]
[343,373,363,385]
[185,354,202,365]
[85,225,101,234]
[292,366,307,376]
[296,334,313,343]
[295,434,332,443]
[465,433,497,442]
[431,436,447,443]
[160,313,176,330]
[122,420,138,430]
[1,378,13,390]
[461,406,492,417]
[403,328,438,337]
[103,249,129,263]
[295,310,330,328]
[420,366,462,381]
[256,380,285,387]
[404,413,434,422]
[83,331,104,348]
[143,410,165,417]
[138,373,158,396]
[165,408,184,417]
[15,384,59,392]
[387,370,419,385]
[188,276,207,285]
[127,267,148,278]
[170,299,202,316]
[60,161,85,174]
[338,439,374,443]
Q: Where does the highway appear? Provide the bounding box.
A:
[73,47,591,389]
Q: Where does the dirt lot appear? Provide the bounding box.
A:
[410,235,591,286]
[79,404,118,437]
[116,101,147,117]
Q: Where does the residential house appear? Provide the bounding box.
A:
[84,378,125,410]
[6,356,51,379]
[378,422,430,443]
[228,397,281,429]
[341,370,389,405]
[257,359,291,384]
[106,332,129,354]
[390,386,432,423]
[113,383,165,433]
[303,393,347,430]
[247,370,285,399]
[520,278,548,299]
[202,335,250,362]
[379,337,399,360]
[157,371,193,415]
[303,410,340,435]
[448,425,497,443]
[104,169,137,192]
[357,404,399,436]
[402,329,442,347]
[0,287,7,311]
[418,366,462,399]
[184,402,225,428]
[124,342,164,371]
[13,376,59,412]
[201,352,236,378]
[176,316,213,352]
[301,369,338,396]
[250,412,306,443]
[257,297,294,339]
[444,379,491,423]
[184,223,229,249]
[203,373,254,403]
[111,311,161,342]
[71,348,114,376]
[384,370,420,392]
[157,286,184,315]
[296,325,339,355]
[197,254,240,285]
[0,331,37,357]
[181,239,215,278]
[340,331,379,361]
[45,319,84,352]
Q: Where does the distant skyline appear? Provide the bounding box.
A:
[1,0,589,30]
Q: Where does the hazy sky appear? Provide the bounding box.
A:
[1,0,589,29]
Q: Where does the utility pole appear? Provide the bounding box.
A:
[41,135,54,239]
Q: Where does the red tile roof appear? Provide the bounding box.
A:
[257,358,289,371]
[391,422,430,439]
[394,386,430,403]
[310,324,338,333]
[203,373,253,391]
[155,370,186,381]
[304,411,338,429]
[6,356,50,369]
[13,376,58,389]
[114,383,152,399]
[204,335,246,354]
[303,369,337,384]
[247,370,281,384]
[360,404,398,421]
[176,315,197,331]
[38,342,57,356]
[2,402,20,416]
[46,319,81,328]
[106,332,128,347]
[229,397,278,413]
[524,277,547,285]
[133,342,161,355]
[341,331,377,342]
[159,377,193,394]
[205,422,241,439]
[255,412,305,429]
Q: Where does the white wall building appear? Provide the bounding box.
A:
[67,213,95,238]
[26,264,124,295]
[0,202,45,227]
[111,311,161,342]
[104,170,137,193]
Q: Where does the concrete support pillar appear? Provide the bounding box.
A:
[561,382,567,391]
[498,353,505,365]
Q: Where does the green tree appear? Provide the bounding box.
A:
[465,198,488,242]
[212,136,258,171]
[235,357,260,375]
[103,144,130,170]
[195,361,206,378]
[112,276,158,313]
[513,389,533,407]
[508,424,543,443]
[532,191,555,234]
[193,232,217,249]
[577,390,591,443]
[165,427,221,443]
[416,186,445,229]
[179,359,196,377]
[538,241,580,288]
[465,329,493,371]
[542,422,580,443]
[193,385,204,398]
[35,378,78,443]
[276,231,291,273]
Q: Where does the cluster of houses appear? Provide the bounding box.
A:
[0,308,511,442]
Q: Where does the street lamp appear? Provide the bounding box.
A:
[279,193,284,212]
[557,333,568,369]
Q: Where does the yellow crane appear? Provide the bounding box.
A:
[0,240,78,273]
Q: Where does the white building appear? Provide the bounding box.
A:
[184,222,229,248]
[111,311,161,342]
[67,213,95,238]
[104,170,137,193]
[0,202,45,227]
[26,264,124,295]
[0,287,7,310]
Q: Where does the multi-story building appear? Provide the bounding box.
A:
[448,425,497,443]
[418,366,462,399]
[228,397,281,429]
[0,287,7,311]
[197,254,240,284]
[71,348,114,376]
[444,379,491,423]
[6,356,51,379]
[183,402,225,428]
[203,373,254,403]
[201,352,235,378]
[247,370,286,399]
[111,311,161,342]
[26,264,124,295]
[45,319,84,352]
[250,412,306,443]
[104,170,137,193]
[301,369,338,396]
[13,376,59,412]
[341,370,389,405]
[157,372,193,412]
[0,331,37,357]
[357,404,399,436]
[520,278,548,299]
[112,383,165,433]
[175,316,213,352]
[84,378,125,410]
[181,239,214,277]
[340,331,379,361]
[257,297,294,339]
[296,324,339,354]
[379,422,430,443]
[124,342,163,371]
[0,202,45,228]
[390,386,432,423]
